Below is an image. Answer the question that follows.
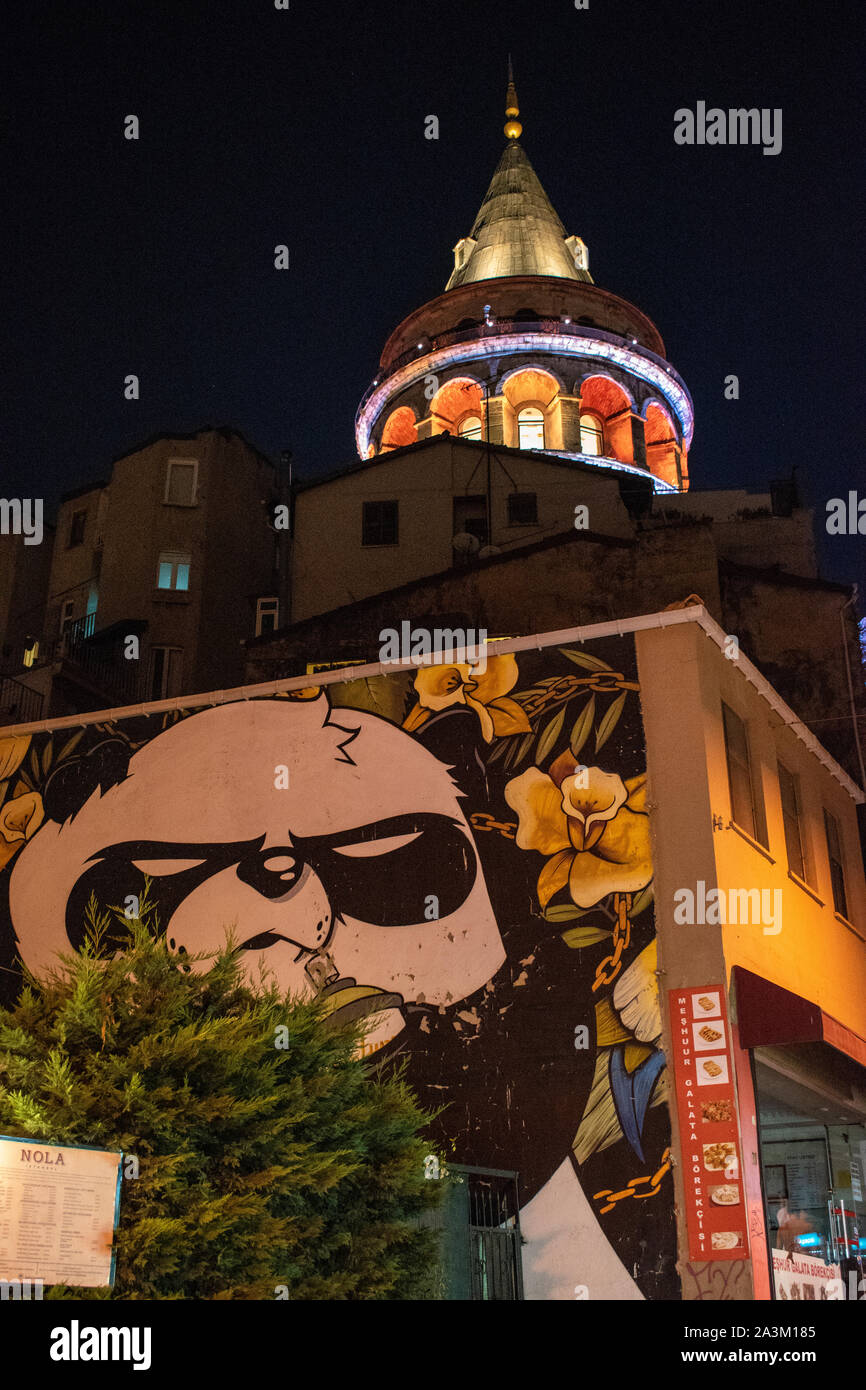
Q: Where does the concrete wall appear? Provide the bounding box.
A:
[0,531,53,669]
[252,523,728,682]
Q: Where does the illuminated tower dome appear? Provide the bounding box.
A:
[356,68,693,493]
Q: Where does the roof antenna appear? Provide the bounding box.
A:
[505,56,522,140]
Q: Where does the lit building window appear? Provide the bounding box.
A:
[580,413,604,456]
[459,415,483,441]
[517,407,545,450]
[255,596,280,637]
[23,640,38,668]
[157,552,191,591]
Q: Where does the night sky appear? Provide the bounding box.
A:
[4,0,863,593]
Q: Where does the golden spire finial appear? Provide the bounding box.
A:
[504,55,522,139]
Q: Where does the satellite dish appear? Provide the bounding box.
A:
[452,531,481,556]
[477,545,501,559]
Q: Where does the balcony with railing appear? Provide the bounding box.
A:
[0,615,150,725]
[0,675,44,727]
[361,314,688,415]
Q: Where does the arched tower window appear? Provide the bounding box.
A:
[579,413,604,456]
[578,376,634,464]
[517,407,545,450]
[380,406,418,452]
[459,414,483,440]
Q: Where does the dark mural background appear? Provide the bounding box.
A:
[0,633,678,1298]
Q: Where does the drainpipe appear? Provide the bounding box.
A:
[840,587,866,788]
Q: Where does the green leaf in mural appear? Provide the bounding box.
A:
[569,695,596,757]
[502,738,523,769]
[485,739,512,764]
[543,903,598,923]
[595,690,627,753]
[505,730,535,769]
[518,729,536,761]
[628,881,655,919]
[535,707,566,764]
[561,925,614,948]
[57,729,86,762]
[559,647,613,673]
[41,741,53,775]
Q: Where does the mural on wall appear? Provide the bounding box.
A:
[0,636,677,1299]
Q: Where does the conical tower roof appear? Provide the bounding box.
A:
[446,141,591,290]
[445,71,592,292]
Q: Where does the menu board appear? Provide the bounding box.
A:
[784,1145,828,1211]
[668,986,746,1261]
[0,1135,122,1287]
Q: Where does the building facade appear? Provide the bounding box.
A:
[0,428,288,722]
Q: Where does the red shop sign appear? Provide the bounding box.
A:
[667,985,746,1262]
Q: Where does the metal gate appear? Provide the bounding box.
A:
[423,1164,524,1300]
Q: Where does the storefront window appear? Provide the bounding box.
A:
[755,1055,866,1299]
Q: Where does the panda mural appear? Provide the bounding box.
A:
[0,639,678,1300]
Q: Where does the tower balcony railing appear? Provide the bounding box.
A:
[359,315,690,422]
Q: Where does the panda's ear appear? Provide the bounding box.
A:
[42,737,132,824]
[411,708,489,804]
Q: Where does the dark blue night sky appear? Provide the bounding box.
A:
[4,0,863,591]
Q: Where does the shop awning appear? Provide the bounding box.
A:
[733,966,866,1071]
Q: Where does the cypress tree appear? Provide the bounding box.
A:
[0,893,443,1299]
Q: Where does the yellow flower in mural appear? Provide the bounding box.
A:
[505,753,652,909]
[0,791,44,872]
[403,653,531,744]
[0,735,30,783]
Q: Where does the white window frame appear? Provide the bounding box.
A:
[164,458,199,507]
[156,551,192,592]
[255,597,280,638]
[149,646,184,700]
[579,412,605,456]
[458,414,483,441]
[517,406,545,451]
